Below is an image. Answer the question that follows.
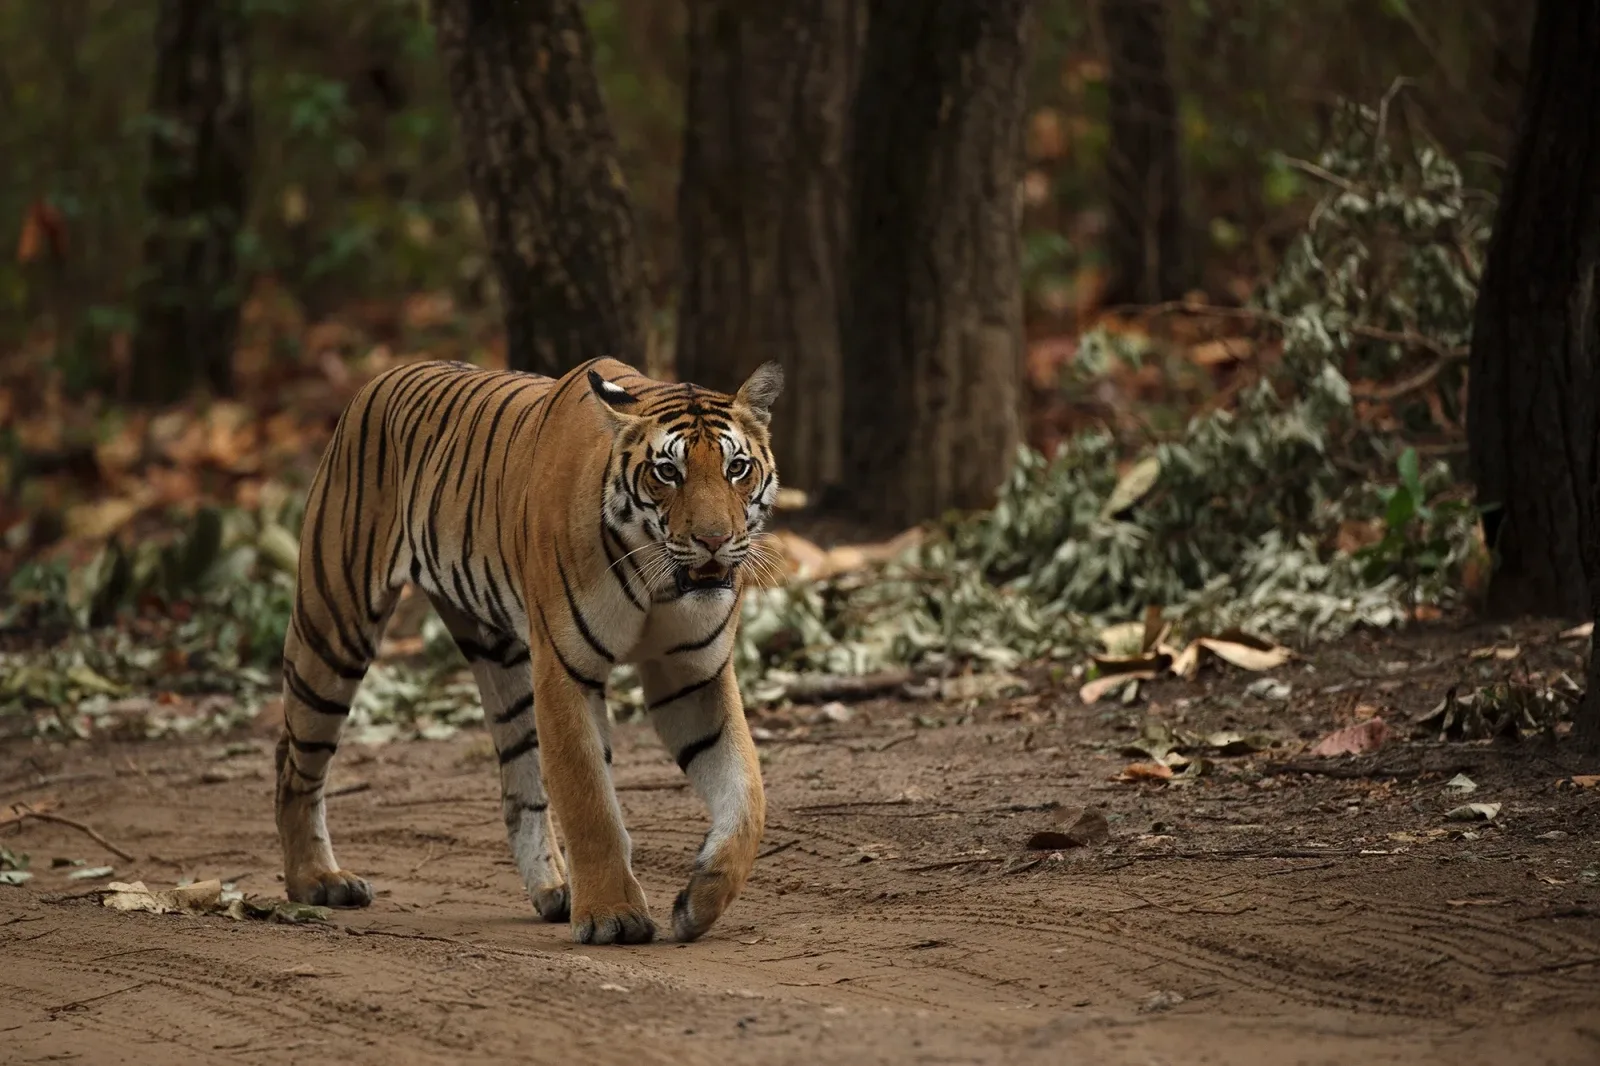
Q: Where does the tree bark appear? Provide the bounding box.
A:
[1099,0,1188,306]
[431,0,644,376]
[675,0,861,493]
[1466,0,1600,752]
[835,0,1032,528]
[129,0,251,404]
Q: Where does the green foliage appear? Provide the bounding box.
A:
[1356,447,1477,599]
[731,97,1488,702]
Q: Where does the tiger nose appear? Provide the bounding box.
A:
[693,532,731,552]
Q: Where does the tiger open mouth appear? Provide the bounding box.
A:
[676,562,734,593]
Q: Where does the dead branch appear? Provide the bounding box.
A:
[780,669,917,703]
[6,803,137,862]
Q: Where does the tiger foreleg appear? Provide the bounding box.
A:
[533,656,654,945]
[642,659,765,942]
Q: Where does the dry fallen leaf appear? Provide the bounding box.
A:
[1309,717,1391,757]
[1444,803,1501,822]
[1569,775,1599,789]
[1079,670,1158,705]
[1114,761,1174,783]
[102,878,223,915]
[1188,336,1253,368]
[1167,640,1202,680]
[1198,637,1292,672]
[1101,455,1162,519]
[1558,622,1594,642]
[64,496,145,541]
[768,527,923,583]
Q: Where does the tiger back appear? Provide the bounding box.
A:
[275,356,784,945]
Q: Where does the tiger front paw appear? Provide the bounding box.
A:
[571,898,656,945]
[531,883,570,923]
[286,868,373,908]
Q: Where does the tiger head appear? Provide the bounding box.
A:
[588,362,784,595]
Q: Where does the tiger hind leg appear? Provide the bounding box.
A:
[430,599,571,922]
[275,588,400,907]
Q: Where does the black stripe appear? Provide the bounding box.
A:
[675,726,724,773]
[535,602,607,692]
[494,693,534,725]
[281,716,338,756]
[556,552,615,663]
[666,604,735,654]
[290,610,368,680]
[287,732,337,756]
[288,758,324,784]
[283,662,352,717]
[648,652,733,711]
[530,358,598,455]
[600,521,646,611]
[498,730,540,765]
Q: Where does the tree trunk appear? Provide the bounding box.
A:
[431,0,644,376]
[1466,0,1600,753]
[834,0,1032,529]
[1100,0,1188,306]
[675,0,860,493]
[129,0,251,405]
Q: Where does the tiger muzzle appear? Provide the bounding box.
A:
[676,560,735,593]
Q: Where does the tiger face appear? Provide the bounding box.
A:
[589,362,783,595]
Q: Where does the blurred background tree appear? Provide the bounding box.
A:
[675,0,860,494]
[431,0,644,376]
[0,0,1538,523]
[1463,0,1600,748]
[836,0,1033,528]
[129,0,252,404]
[1099,0,1187,306]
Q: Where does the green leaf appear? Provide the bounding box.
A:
[1397,447,1422,497]
[1385,488,1416,529]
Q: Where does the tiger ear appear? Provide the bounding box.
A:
[587,369,641,432]
[734,361,784,425]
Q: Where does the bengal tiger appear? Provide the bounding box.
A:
[274,356,783,945]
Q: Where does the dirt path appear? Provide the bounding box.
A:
[4,624,1600,1064]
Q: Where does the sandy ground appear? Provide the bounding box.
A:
[3,620,1600,1065]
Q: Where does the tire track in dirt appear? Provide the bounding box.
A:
[5,699,1600,1065]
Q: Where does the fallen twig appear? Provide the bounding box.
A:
[794,798,917,812]
[757,839,798,861]
[6,803,137,862]
[48,982,147,1015]
[327,781,371,798]
[904,856,1005,873]
[780,669,916,703]
[1118,847,1357,861]
[614,780,688,792]
[1261,761,1421,781]
[0,797,57,829]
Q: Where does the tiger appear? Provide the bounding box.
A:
[274,355,784,945]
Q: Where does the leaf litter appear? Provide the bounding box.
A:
[97,879,330,924]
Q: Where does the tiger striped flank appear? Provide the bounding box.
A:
[274,357,782,945]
